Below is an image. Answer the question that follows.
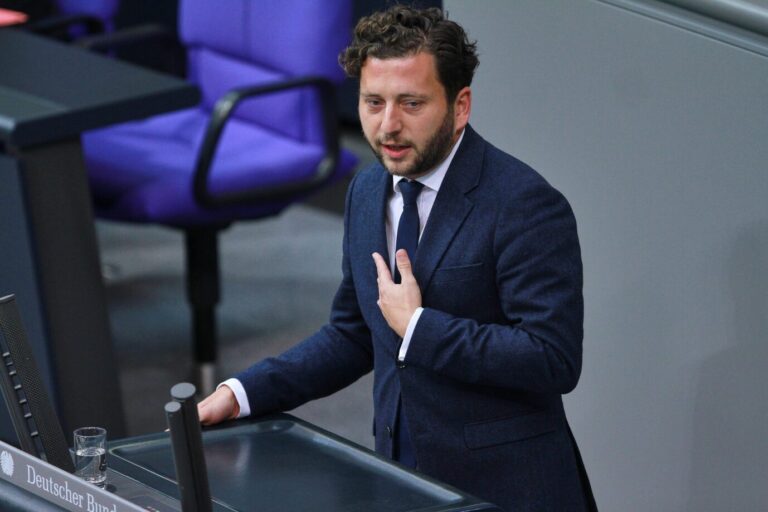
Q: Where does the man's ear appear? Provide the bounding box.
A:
[453,86,472,132]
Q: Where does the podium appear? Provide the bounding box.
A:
[0,29,200,440]
[0,290,499,511]
[0,415,500,512]
[109,415,500,511]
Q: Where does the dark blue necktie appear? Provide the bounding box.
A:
[394,180,424,283]
[393,179,423,468]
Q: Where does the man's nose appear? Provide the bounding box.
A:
[380,105,402,135]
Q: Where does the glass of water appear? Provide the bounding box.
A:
[73,427,107,486]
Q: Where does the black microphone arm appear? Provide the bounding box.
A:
[164,382,213,512]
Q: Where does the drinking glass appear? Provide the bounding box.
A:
[73,426,107,486]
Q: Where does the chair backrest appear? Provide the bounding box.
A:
[179,0,352,144]
[56,0,119,31]
[56,0,118,18]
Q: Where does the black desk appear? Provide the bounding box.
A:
[110,415,500,511]
[0,29,200,439]
[0,415,500,511]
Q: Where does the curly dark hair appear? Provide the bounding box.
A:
[339,5,479,103]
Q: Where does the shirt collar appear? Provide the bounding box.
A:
[392,128,466,194]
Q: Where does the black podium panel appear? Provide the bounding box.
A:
[108,415,499,512]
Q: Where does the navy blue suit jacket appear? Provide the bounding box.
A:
[237,126,594,511]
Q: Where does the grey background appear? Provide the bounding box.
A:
[444,0,768,509]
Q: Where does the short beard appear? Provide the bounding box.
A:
[369,107,456,179]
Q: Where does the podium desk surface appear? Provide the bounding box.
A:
[0,29,199,148]
[108,414,500,512]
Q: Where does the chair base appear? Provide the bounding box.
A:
[185,228,221,397]
[196,362,217,397]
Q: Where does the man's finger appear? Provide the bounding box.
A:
[395,249,415,281]
[197,402,212,425]
[196,386,238,426]
[372,252,393,284]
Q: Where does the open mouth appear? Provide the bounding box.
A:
[381,144,411,159]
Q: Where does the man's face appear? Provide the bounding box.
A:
[358,52,469,178]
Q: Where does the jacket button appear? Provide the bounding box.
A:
[385,425,392,438]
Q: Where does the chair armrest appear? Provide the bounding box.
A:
[193,77,341,208]
[23,13,104,39]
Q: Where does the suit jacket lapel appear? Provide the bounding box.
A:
[359,163,390,282]
[414,125,484,292]
[362,165,402,350]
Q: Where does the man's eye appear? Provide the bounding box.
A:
[404,101,422,109]
[366,99,382,108]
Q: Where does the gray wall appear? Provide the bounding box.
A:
[445,0,768,509]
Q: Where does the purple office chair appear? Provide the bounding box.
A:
[56,0,116,31]
[81,0,357,391]
[21,0,118,40]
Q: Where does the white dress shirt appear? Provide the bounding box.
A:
[223,129,466,417]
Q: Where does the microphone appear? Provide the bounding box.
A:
[164,383,212,512]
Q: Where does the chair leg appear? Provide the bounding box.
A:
[184,228,221,396]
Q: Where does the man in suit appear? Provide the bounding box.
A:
[198,6,596,511]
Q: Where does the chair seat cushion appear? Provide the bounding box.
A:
[82,108,356,226]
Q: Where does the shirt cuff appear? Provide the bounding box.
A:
[398,307,424,361]
[219,378,250,418]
